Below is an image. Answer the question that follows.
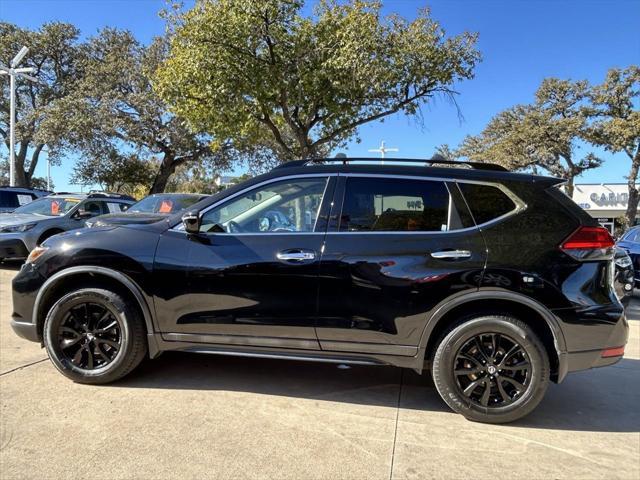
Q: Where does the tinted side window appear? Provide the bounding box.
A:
[81,200,106,216]
[458,183,516,225]
[339,177,451,232]
[0,191,19,209]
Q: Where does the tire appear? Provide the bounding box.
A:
[432,315,549,424]
[43,288,147,384]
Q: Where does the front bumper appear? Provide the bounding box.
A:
[10,263,47,343]
[0,236,29,260]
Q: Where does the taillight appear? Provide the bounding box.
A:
[601,346,625,358]
[560,226,615,250]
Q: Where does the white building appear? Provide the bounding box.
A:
[572,183,639,234]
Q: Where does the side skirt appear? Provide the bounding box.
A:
[150,334,425,372]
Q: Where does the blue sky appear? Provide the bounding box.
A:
[1,0,639,192]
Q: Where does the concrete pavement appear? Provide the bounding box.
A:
[1,267,639,479]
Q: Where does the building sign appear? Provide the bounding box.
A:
[589,191,628,206]
[572,184,636,212]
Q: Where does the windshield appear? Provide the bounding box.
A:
[13,197,80,216]
[128,195,203,214]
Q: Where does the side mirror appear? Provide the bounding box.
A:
[74,210,93,220]
[182,210,200,234]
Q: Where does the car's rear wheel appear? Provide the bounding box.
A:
[432,315,549,424]
[43,288,147,384]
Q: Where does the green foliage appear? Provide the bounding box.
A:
[155,0,480,161]
[70,151,155,196]
[54,28,233,194]
[458,78,601,195]
[434,144,460,161]
[0,22,81,187]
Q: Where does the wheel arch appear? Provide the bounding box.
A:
[37,228,65,245]
[33,266,160,357]
[419,289,568,383]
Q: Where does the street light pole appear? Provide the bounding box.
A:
[1,46,37,187]
[9,72,15,186]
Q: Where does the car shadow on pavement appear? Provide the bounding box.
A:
[113,351,640,433]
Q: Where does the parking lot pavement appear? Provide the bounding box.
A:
[1,266,639,480]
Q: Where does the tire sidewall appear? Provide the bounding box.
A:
[44,289,133,382]
[433,316,549,423]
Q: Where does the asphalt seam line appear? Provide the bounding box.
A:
[388,368,404,480]
[0,358,48,377]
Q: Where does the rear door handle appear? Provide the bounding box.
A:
[276,249,316,263]
[430,250,472,259]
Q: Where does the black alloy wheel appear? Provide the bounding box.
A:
[453,333,531,407]
[43,288,147,384]
[432,315,549,424]
[57,302,122,370]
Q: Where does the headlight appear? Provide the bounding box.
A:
[26,246,49,264]
[615,256,632,268]
[0,222,37,233]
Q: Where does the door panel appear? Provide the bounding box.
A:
[153,175,334,348]
[316,176,487,352]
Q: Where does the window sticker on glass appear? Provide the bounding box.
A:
[159,200,174,213]
[51,201,60,215]
[106,202,121,213]
[16,194,33,206]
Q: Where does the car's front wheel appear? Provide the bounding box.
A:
[432,315,549,424]
[43,288,147,384]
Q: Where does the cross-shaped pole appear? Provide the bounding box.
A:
[0,46,38,186]
[368,140,399,164]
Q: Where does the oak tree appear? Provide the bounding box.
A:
[458,79,601,196]
[156,0,481,161]
[0,22,81,187]
[585,66,640,225]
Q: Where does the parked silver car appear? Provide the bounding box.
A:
[0,192,135,261]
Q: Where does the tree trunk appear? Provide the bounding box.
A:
[148,153,178,194]
[625,150,640,227]
[564,174,575,199]
[14,144,29,188]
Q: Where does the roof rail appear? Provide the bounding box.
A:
[297,156,508,172]
[87,190,136,201]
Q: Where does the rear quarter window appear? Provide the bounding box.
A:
[458,183,516,225]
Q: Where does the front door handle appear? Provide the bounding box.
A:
[276,249,316,263]
[430,250,472,259]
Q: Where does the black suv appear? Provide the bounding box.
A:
[10,158,628,423]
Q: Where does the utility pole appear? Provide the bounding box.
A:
[0,46,38,186]
[368,140,399,164]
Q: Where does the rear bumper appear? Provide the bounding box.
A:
[564,348,625,372]
[10,318,40,343]
[558,309,629,381]
[0,237,28,260]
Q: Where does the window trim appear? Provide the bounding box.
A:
[328,173,526,235]
[168,172,526,235]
